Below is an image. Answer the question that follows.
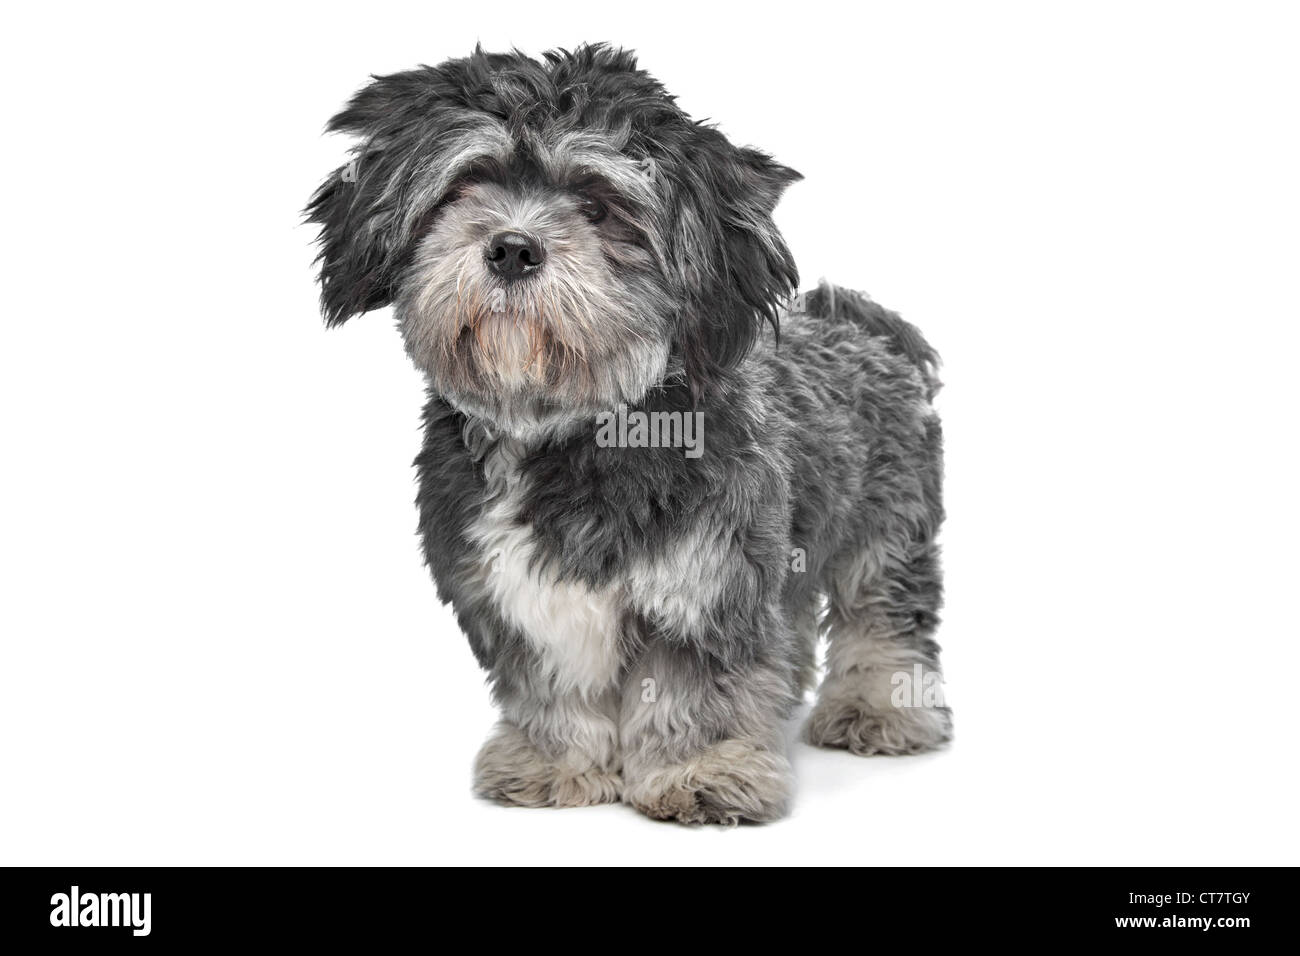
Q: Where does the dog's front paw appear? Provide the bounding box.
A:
[473,723,621,808]
[623,738,792,826]
[804,691,952,756]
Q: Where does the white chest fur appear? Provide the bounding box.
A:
[467,444,623,697]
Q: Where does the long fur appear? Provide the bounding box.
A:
[308,43,950,825]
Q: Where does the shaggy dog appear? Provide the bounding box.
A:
[308,44,951,824]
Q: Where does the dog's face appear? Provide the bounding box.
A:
[308,45,800,434]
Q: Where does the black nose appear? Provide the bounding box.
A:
[486,231,545,279]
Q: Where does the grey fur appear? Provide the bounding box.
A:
[308,44,950,825]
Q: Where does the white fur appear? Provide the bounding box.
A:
[469,447,623,698]
[626,524,730,639]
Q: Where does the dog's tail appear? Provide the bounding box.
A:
[804,281,941,399]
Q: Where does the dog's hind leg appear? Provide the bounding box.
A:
[804,539,952,755]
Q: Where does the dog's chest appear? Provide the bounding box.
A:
[467,444,623,694]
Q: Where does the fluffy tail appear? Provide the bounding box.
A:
[804,282,941,398]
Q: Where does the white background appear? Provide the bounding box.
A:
[2,1,1297,865]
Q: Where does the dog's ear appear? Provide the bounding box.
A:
[665,132,802,400]
[306,148,393,326]
[306,67,486,326]
[305,82,408,326]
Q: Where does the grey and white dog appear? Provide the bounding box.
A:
[308,44,950,825]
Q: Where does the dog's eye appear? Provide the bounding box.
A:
[576,194,607,224]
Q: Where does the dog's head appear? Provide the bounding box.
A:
[307,44,800,434]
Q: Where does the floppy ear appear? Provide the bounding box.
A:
[305,67,477,326]
[306,76,421,327]
[667,133,801,400]
[306,142,397,326]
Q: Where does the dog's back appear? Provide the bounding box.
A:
[802,282,941,399]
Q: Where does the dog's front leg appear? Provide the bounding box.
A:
[473,658,623,808]
[619,618,798,826]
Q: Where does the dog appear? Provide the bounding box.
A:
[307,44,951,824]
